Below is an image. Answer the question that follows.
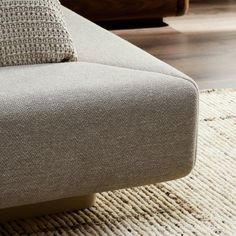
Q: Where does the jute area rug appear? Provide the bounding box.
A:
[0,89,235,236]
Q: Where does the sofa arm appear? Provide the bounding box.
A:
[0,62,198,209]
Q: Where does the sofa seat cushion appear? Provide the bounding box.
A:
[0,1,77,67]
[0,62,198,209]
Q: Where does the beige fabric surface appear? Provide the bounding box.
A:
[0,5,198,216]
[62,7,196,86]
[0,62,198,209]
[0,1,77,67]
[0,89,235,235]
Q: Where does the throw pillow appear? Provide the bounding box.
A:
[0,0,77,67]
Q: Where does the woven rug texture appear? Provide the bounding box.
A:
[0,89,235,236]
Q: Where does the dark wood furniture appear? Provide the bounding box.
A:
[60,0,189,28]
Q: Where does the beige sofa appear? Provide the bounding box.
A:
[0,7,199,221]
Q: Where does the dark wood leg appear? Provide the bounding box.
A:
[98,18,167,30]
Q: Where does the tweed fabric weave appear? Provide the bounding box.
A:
[0,62,198,209]
[0,0,77,67]
[0,89,235,235]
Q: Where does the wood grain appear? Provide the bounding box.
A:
[60,0,189,23]
[177,0,189,16]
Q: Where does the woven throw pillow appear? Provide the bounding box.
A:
[0,0,77,67]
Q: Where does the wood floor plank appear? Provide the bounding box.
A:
[113,1,236,89]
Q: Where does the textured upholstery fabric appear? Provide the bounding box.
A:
[0,62,198,209]
[62,7,191,81]
[0,7,199,209]
[0,0,77,67]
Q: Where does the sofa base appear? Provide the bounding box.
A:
[0,194,96,222]
[99,18,167,30]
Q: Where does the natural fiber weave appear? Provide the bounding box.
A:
[0,89,235,235]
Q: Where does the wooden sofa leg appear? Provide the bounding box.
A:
[0,194,96,222]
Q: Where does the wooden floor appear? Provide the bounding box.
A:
[113,1,236,89]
